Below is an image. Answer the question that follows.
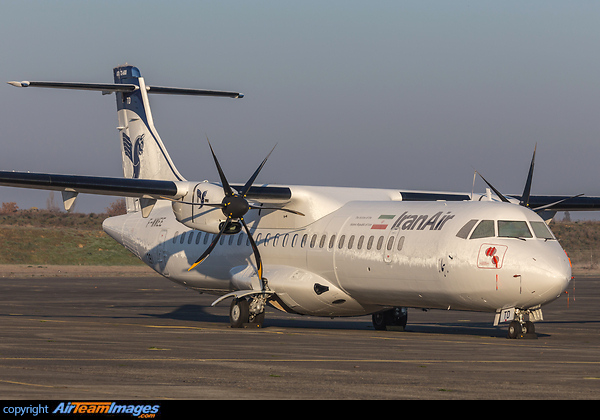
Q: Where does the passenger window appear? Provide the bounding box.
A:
[338,235,346,249]
[282,234,289,247]
[367,236,374,250]
[237,233,245,246]
[498,221,533,239]
[357,235,364,250]
[348,235,355,249]
[470,220,495,239]
[219,235,226,245]
[255,233,262,245]
[196,232,203,244]
[456,219,478,239]
[310,234,317,248]
[180,232,186,244]
[329,235,336,249]
[273,234,280,246]
[319,235,327,248]
[173,231,179,244]
[188,232,195,244]
[397,236,405,251]
[292,234,299,247]
[387,236,395,251]
[376,236,384,250]
[530,221,555,240]
[264,233,271,246]
[228,235,235,245]
[301,234,308,248]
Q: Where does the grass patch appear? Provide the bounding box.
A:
[0,210,142,266]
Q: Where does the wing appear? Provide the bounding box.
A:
[514,195,600,212]
[0,171,185,199]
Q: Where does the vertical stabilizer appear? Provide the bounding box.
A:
[114,65,185,183]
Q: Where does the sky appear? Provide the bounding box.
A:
[0,1,599,219]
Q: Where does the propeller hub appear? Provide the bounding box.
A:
[222,195,249,219]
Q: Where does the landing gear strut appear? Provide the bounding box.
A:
[229,296,266,328]
[372,307,408,331]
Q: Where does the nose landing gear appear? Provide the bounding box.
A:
[506,309,538,339]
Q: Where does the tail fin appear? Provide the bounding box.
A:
[114,65,185,182]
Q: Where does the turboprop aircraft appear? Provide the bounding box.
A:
[4,65,600,339]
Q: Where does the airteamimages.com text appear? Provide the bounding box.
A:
[3,402,162,418]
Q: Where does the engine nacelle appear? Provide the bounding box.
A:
[171,182,229,234]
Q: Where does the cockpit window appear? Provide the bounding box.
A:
[530,221,555,240]
[456,219,478,239]
[498,221,533,239]
[470,220,495,239]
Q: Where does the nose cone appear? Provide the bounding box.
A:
[522,243,571,306]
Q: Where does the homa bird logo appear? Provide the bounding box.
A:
[123,133,145,179]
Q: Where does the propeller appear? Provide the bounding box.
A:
[185,140,304,292]
[519,143,536,207]
[476,144,583,214]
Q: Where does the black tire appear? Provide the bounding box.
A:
[372,312,388,330]
[249,311,265,327]
[507,321,522,339]
[523,321,535,335]
[230,298,249,328]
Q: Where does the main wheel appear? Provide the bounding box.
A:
[372,312,388,330]
[523,321,535,335]
[249,311,265,328]
[507,321,522,339]
[230,298,249,328]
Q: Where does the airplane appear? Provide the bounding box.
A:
[4,64,600,339]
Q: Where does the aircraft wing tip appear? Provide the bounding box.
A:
[7,81,29,88]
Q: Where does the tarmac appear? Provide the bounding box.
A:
[0,266,599,400]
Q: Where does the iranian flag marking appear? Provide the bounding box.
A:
[371,214,395,230]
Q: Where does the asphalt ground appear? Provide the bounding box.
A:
[0,274,599,400]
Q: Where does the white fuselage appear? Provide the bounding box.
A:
[103,188,571,318]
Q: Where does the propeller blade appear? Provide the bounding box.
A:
[241,218,264,291]
[240,144,277,197]
[207,138,234,197]
[520,144,537,207]
[248,204,305,216]
[187,218,231,271]
[476,171,510,203]
[532,193,584,212]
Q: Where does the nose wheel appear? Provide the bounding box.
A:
[507,310,537,339]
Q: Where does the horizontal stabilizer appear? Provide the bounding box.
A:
[8,80,243,98]
[147,85,243,98]
[7,81,138,94]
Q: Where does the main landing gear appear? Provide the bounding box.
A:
[372,307,408,331]
[229,295,267,328]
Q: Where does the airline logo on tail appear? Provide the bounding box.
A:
[123,133,145,179]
